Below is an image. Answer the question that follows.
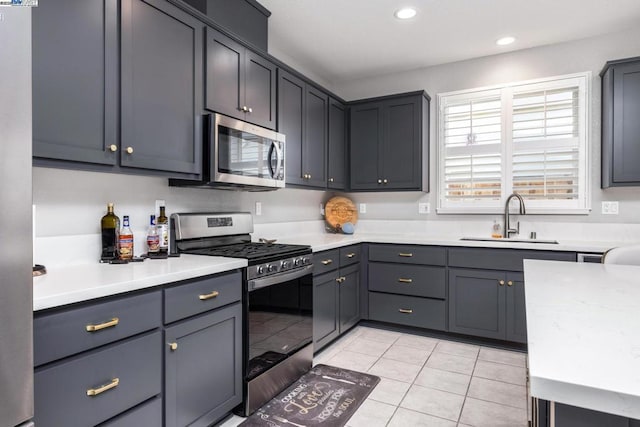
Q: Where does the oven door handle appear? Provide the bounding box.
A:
[248,265,313,291]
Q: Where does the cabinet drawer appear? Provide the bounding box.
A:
[340,245,361,267]
[164,271,242,324]
[448,248,575,271]
[101,396,162,427]
[369,244,446,265]
[34,331,162,427]
[34,290,162,366]
[369,292,446,331]
[313,249,340,276]
[369,263,445,299]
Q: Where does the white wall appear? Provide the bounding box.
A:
[330,26,640,223]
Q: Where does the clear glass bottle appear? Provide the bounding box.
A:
[100,203,120,260]
[157,205,169,254]
[118,215,134,260]
[491,219,502,239]
[146,214,160,254]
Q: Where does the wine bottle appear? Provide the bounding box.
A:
[157,205,169,254]
[146,214,160,254]
[118,215,134,260]
[100,203,120,260]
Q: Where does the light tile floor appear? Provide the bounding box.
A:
[216,326,529,427]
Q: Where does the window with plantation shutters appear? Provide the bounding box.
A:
[438,73,590,214]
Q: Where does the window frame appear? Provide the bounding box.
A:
[436,72,591,215]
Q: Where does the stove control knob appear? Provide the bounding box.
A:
[294,258,301,267]
[281,260,290,270]
[303,257,311,265]
[257,265,265,275]
[267,264,277,273]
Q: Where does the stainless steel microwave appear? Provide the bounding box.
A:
[171,113,285,191]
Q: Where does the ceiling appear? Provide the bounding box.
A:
[259,0,640,85]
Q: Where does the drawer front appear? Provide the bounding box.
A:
[339,245,361,267]
[164,271,242,324]
[369,244,446,265]
[448,248,576,271]
[34,331,162,427]
[369,263,445,299]
[101,396,162,427]
[313,249,340,276]
[368,292,446,331]
[34,290,162,366]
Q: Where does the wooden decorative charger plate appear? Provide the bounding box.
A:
[325,196,358,229]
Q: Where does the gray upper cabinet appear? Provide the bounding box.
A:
[601,57,640,187]
[32,0,118,165]
[350,91,429,191]
[278,70,328,189]
[328,98,347,190]
[120,0,203,175]
[205,27,276,129]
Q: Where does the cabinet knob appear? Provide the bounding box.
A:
[308,174,311,179]
[248,107,253,113]
[377,179,382,184]
[328,178,334,183]
[383,179,388,184]
[125,146,134,154]
[241,106,248,112]
[507,280,513,286]
[108,144,118,152]
[498,280,505,286]
[168,342,178,351]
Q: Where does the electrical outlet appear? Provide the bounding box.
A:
[255,202,262,216]
[418,203,430,214]
[320,203,325,216]
[359,203,367,214]
[602,201,619,215]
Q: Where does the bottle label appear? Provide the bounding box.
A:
[119,234,134,259]
[147,235,160,253]
[158,224,169,251]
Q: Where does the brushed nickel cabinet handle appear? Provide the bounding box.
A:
[168,342,178,351]
[87,378,119,397]
[321,259,333,265]
[398,253,413,257]
[398,278,413,283]
[199,290,219,300]
[86,317,119,332]
[498,280,505,286]
[398,308,413,314]
[507,280,513,286]
[108,144,118,152]
[346,253,356,258]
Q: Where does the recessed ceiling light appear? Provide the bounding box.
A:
[394,7,417,20]
[496,36,516,46]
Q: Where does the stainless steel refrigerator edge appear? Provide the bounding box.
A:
[0,6,34,427]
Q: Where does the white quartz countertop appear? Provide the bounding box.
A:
[524,260,640,419]
[33,255,247,311]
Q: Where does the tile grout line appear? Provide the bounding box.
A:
[457,350,480,424]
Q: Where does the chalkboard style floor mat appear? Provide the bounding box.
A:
[239,364,380,427]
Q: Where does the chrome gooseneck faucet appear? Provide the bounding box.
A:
[503,193,526,238]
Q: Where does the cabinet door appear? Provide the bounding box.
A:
[612,62,640,183]
[278,70,306,186]
[339,265,360,333]
[165,303,242,427]
[448,268,506,340]
[304,85,328,188]
[121,0,203,175]
[244,51,277,129]
[350,102,383,190]
[205,27,244,120]
[328,98,347,190]
[32,0,118,165]
[313,272,339,351]
[382,96,421,189]
[505,272,527,343]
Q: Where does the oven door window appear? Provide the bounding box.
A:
[247,274,312,380]
[218,125,276,178]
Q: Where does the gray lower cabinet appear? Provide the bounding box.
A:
[204,27,276,129]
[327,98,347,190]
[164,302,242,427]
[601,57,640,187]
[278,70,328,189]
[313,247,361,351]
[120,0,203,175]
[350,91,429,191]
[535,399,640,427]
[101,397,163,427]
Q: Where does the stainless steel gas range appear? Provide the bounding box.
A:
[170,212,313,416]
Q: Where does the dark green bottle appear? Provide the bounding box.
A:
[101,203,120,260]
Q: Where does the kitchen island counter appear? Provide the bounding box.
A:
[33,255,247,311]
[524,259,640,420]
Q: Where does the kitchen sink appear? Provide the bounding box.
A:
[460,237,559,244]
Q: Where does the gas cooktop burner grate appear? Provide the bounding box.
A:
[185,242,310,261]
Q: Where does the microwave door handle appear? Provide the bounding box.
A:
[268,141,283,179]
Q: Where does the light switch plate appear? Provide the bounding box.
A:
[359,203,367,214]
[255,202,262,216]
[602,201,619,215]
